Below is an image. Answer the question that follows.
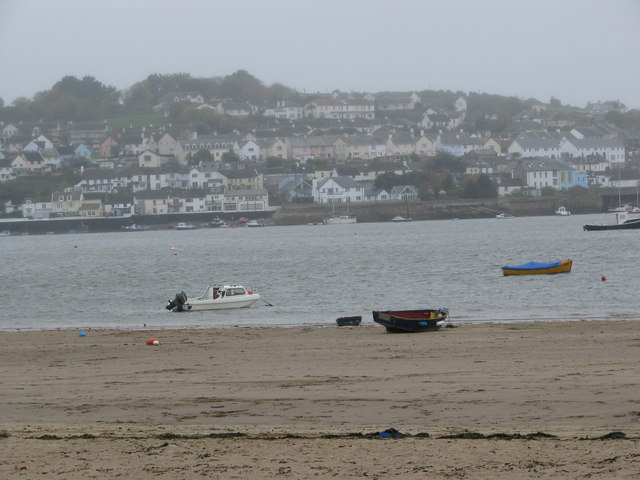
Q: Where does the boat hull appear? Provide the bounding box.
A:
[324,215,357,225]
[502,259,572,276]
[336,316,362,326]
[372,309,447,333]
[583,219,640,231]
[182,294,261,311]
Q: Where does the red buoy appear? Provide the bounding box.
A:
[601,275,606,281]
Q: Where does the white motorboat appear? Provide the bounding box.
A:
[324,214,357,225]
[246,219,266,227]
[392,216,412,222]
[209,217,228,228]
[555,206,571,216]
[496,213,516,219]
[166,284,260,311]
[176,222,198,230]
[122,223,151,232]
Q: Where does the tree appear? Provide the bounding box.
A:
[175,107,239,134]
[32,75,120,121]
[218,70,266,104]
[192,149,214,164]
[432,152,466,173]
[221,152,240,163]
[374,172,400,191]
[476,174,497,198]
[442,173,456,192]
[460,178,479,198]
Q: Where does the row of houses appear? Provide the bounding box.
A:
[150,91,468,123]
[507,131,626,164]
[20,187,272,219]
[11,151,640,220]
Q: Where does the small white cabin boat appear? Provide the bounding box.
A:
[166,284,260,311]
[176,222,197,230]
[555,206,571,216]
[324,214,357,225]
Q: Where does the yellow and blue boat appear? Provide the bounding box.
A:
[501,259,572,276]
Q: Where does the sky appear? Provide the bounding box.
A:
[1,0,639,109]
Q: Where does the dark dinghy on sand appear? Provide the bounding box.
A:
[372,308,449,333]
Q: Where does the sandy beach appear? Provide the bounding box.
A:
[1,320,639,478]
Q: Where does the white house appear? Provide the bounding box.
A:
[0,158,15,182]
[511,158,577,190]
[313,176,366,203]
[21,197,52,219]
[507,133,561,158]
[222,189,270,213]
[263,101,304,120]
[558,137,625,165]
[134,191,170,215]
[137,150,162,168]
[1,123,19,138]
[390,185,418,201]
[238,140,260,161]
[189,165,224,191]
[23,135,54,152]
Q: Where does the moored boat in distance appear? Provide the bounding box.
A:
[608,203,633,213]
[166,284,260,311]
[324,214,357,225]
[246,219,266,227]
[0,230,10,236]
[175,222,198,230]
[555,206,571,216]
[496,213,516,219]
[121,223,151,232]
[583,212,640,231]
[372,308,449,333]
[392,216,412,222]
[209,217,228,228]
[501,259,572,276]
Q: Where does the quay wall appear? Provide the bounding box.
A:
[0,195,607,234]
[272,196,604,225]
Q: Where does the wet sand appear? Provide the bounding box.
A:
[1,320,639,478]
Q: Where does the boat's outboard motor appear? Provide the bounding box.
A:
[166,291,187,311]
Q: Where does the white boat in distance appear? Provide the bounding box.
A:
[176,222,198,230]
[166,285,260,311]
[496,213,516,219]
[324,214,357,225]
[555,206,571,216]
[392,216,412,222]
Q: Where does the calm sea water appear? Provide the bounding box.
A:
[1,214,638,331]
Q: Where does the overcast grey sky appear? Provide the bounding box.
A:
[1,0,639,109]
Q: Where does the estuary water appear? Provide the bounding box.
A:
[1,213,638,331]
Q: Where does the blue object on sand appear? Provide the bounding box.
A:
[78,330,87,337]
